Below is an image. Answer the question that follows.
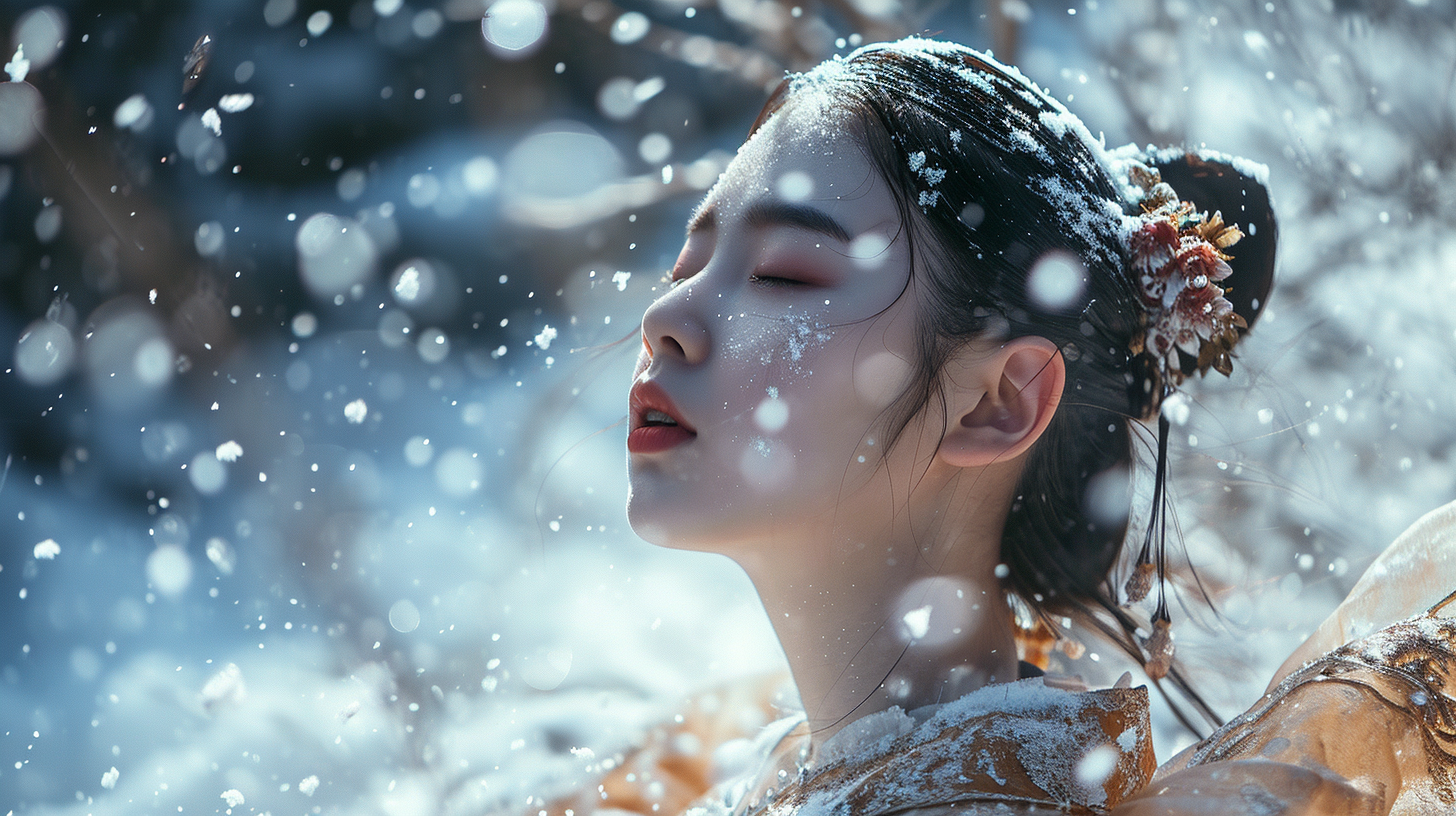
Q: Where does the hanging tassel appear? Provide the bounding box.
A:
[1124,561,1155,604]
[1144,616,1175,680]
[1124,411,1172,604]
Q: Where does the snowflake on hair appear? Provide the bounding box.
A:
[1124,166,1245,385]
[906,150,948,211]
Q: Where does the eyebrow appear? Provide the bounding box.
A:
[687,199,853,244]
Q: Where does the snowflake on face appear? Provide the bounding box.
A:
[1125,172,1245,383]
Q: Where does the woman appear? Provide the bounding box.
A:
[605,38,1456,815]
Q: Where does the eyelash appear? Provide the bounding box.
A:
[749,274,806,288]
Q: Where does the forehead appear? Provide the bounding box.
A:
[701,102,897,232]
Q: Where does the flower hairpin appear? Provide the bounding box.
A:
[1124,164,1246,389]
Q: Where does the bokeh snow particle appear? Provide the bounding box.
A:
[14,318,75,386]
[404,436,434,466]
[298,775,320,796]
[481,0,548,57]
[534,324,557,350]
[306,10,332,36]
[776,171,814,201]
[200,108,221,136]
[435,447,483,496]
[291,311,317,338]
[417,328,450,363]
[1075,744,1119,789]
[216,93,254,113]
[753,394,789,432]
[849,232,892,270]
[520,647,573,691]
[1027,251,1086,312]
[101,767,119,790]
[610,11,650,44]
[612,271,631,291]
[33,204,61,243]
[337,167,366,201]
[462,156,499,196]
[33,538,60,559]
[189,451,226,494]
[194,220,225,257]
[113,93,153,132]
[388,599,421,633]
[146,545,192,597]
[0,80,44,155]
[296,213,378,299]
[344,398,368,424]
[1083,465,1131,527]
[215,440,243,462]
[219,789,245,808]
[205,537,236,575]
[13,7,67,75]
[262,0,295,27]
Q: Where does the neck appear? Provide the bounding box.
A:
[733,489,1020,750]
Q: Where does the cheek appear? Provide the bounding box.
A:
[854,351,914,409]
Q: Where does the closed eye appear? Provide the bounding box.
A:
[749,274,809,288]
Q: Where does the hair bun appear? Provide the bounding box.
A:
[1153,151,1277,334]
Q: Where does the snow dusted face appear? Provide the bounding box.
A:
[626,101,936,555]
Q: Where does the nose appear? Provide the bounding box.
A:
[640,282,711,366]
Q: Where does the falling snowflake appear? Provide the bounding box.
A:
[4,44,28,83]
[215,440,243,462]
[217,93,255,113]
[298,775,320,796]
[344,398,368,424]
[33,539,59,559]
[101,767,119,790]
[534,325,557,350]
[220,789,245,808]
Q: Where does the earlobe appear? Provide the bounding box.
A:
[938,337,1065,468]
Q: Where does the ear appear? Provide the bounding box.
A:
[938,336,1065,468]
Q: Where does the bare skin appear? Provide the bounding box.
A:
[626,101,1066,750]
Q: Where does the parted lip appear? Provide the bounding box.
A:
[629,380,695,433]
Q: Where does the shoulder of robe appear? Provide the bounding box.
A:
[535,672,795,816]
[1173,595,1456,814]
[765,680,1155,816]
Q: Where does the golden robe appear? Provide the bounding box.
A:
[541,502,1456,816]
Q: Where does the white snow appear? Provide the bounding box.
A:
[215,440,243,462]
[33,538,59,559]
[217,93,255,113]
[5,44,29,82]
[901,605,932,639]
[344,398,368,423]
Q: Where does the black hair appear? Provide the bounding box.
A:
[754,39,1277,731]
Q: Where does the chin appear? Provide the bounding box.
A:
[625,483,747,556]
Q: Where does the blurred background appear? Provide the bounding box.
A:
[1,0,1454,812]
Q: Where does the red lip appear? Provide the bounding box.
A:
[628,380,696,454]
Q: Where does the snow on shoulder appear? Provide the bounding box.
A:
[764,678,1156,816]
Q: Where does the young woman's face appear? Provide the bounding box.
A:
[626,101,938,555]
